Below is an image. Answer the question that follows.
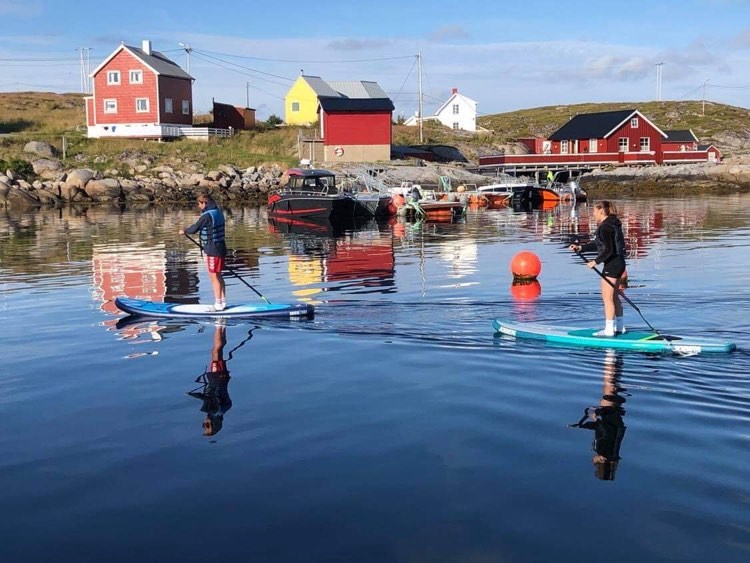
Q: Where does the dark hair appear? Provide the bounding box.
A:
[595,200,618,216]
[197,192,213,204]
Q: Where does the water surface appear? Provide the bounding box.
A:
[1,195,749,561]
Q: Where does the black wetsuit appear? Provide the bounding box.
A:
[581,215,626,278]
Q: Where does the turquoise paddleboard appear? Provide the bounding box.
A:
[115,297,314,319]
[493,319,736,355]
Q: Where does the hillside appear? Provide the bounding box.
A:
[2,92,750,172]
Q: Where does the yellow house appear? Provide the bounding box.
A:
[284,75,336,125]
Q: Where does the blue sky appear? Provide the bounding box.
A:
[1,0,749,120]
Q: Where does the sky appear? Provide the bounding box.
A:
[1,0,750,120]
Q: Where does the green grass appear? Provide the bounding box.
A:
[2,92,748,171]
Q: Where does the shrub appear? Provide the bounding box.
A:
[0,158,33,177]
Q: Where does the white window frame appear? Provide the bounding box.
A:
[103,99,117,113]
[107,70,120,85]
[135,98,149,113]
[619,137,629,152]
[589,138,598,153]
[291,101,300,112]
[165,98,173,114]
[560,140,569,154]
[181,100,190,115]
[129,69,143,84]
[452,122,460,130]
[452,104,459,115]
[630,117,639,128]
[640,137,650,152]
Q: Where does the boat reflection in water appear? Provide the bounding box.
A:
[269,215,396,297]
[569,350,627,481]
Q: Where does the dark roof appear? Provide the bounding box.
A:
[125,45,193,80]
[697,144,717,151]
[318,97,395,112]
[548,109,637,140]
[664,129,698,143]
[287,168,335,177]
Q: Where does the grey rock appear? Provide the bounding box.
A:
[24,141,58,158]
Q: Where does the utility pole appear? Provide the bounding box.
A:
[75,47,91,93]
[417,51,423,144]
[702,77,709,116]
[655,62,663,101]
[178,43,192,73]
[246,81,251,108]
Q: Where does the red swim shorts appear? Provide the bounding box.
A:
[206,255,225,273]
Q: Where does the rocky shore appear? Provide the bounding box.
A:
[2,141,750,209]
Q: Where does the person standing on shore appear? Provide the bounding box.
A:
[179,192,227,311]
[569,200,627,337]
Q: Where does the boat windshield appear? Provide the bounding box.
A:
[289,174,337,194]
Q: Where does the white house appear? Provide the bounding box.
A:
[404,88,478,132]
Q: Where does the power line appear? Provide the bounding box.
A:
[189,51,292,88]
[191,50,294,84]
[189,48,416,64]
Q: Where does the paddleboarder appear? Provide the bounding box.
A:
[569,200,627,337]
[180,192,227,311]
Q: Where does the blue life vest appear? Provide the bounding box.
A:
[200,207,225,247]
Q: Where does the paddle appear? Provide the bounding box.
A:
[574,250,672,344]
[184,234,271,304]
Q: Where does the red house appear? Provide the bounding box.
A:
[479,109,721,170]
[318,95,394,162]
[85,40,194,139]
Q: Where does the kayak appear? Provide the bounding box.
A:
[493,319,736,355]
[115,297,314,319]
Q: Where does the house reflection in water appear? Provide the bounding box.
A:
[93,242,200,315]
[274,219,396,298]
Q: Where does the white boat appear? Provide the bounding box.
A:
[477,173,536,195]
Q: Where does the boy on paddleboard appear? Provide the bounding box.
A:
[180,192,227,311]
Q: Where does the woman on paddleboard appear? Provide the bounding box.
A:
[179,192,227,311]
[569,200,627,337]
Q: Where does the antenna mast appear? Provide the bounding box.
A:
[417,51,423,144]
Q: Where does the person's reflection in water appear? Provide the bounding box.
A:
[188,321,233,437]
[570,350,627,480]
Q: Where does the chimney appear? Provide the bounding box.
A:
[142,40,152,55]
[452,87,458,94]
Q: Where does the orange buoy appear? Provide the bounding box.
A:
[511,250,542,281]
[392,194,405,207]
[510,280,542,301]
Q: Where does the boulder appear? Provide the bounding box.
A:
[65,168,98,190]
[84,178,122,200]
[24,141,58,158]
[32,158,64,179]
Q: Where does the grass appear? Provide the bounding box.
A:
[2,92,748,172]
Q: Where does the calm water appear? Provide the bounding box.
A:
[2,194,749,562]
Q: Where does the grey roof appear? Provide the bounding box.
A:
[548,109,636,140]
[302,75,343,97]
[327,80,388,99]
[318,97,395,112]
[302,75,389,99]
[664,129,698,143]
[125,45,193,80]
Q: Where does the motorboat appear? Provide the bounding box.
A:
[268,168,393,220]
[389,182,465,222]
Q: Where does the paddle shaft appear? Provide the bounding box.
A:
[575,250,666,338]
[185,234,271,304]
